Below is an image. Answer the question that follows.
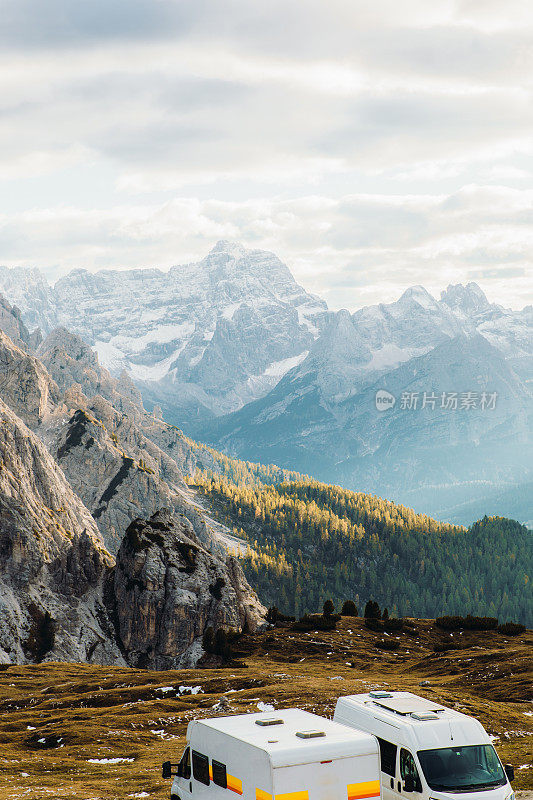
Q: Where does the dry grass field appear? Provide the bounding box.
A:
[0,618,531,800]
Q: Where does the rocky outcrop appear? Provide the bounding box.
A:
[0,331,61,429]
[0,396,124,666]
[0,294,41,351]
[37,327,143,419]
[113,510,265,669]
[0,397,265,666]
[51,394,222,555]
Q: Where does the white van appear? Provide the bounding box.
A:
[163,709,381,800]
[333,692,514,800]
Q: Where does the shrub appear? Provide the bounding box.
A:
[382,608,389,620]
[292,613,339,632]
[375,639,400,651]
[383,617,403,632]
[341,600,358,616]
[266,606,295,624]
[497,621,526,636]
[364,618,383,632]
[323,599,335,617]
[364,600,381,619]
[435,615,498,631]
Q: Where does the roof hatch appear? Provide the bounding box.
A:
[256,718,284,727]
[296,730,326,739]
[369,691,393,699]
[411,711,440,721]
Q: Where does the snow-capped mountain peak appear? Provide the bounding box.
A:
[440,282,492,315]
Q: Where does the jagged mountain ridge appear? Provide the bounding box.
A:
[0,245,531,525]
[0,241,328,425]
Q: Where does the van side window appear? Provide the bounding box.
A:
[178,746,191,779]
[212,760,227,789]
[377,737,397,777]
[193,751,210,785]
[400,749,422,792]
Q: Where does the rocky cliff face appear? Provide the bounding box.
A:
[0,331,61,429]
[113,510,265,669]
[37,327,143,419]
[0,389,265,667]
[0,295,41,351]
[0,396,124,666]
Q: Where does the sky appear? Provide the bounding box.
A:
[0,0,532,310]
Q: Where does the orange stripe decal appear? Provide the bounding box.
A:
[347,780,380,800]
[275,792,309,800]
[256,790,272,800]
[227,775,243,795]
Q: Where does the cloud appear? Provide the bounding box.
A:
[0,0,531,314]
[0,186,531,311]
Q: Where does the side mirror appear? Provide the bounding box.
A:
[505,765,514,783]
[162,761,172,780]
[403,776,415,793]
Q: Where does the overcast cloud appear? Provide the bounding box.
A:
[1,0,532,309]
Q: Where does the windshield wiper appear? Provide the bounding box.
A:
[429,783,504,793]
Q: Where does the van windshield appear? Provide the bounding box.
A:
[417,745,506,792]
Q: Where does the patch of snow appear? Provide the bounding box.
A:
[156,686,174,694]
[264,352,308,378]
[179,685,203,695]
[257,702,275,712]
[88,757,135,764]
[128,346,187,382]
[366,343,425,372]
[221,303,241,320]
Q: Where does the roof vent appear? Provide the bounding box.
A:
[369,691,393,699]
[256,718,284,727]
[411,711,440,721]
[296,730,326,739]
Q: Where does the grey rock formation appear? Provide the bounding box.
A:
[0,295,41,351]
[53,404,218,555]
[0,331,61,429]
[0,396,123,666]
[113,510,265,669]
[0,394,265,667]
[38,327,143,419]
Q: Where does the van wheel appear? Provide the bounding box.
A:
[171,795,180,800]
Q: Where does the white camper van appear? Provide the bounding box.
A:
[333,692,514,800]
[163,709,381,800]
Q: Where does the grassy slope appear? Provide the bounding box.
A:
[0,618,531,800]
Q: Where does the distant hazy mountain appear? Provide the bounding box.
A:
[195,284,532,524]
[0,242,327,425]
